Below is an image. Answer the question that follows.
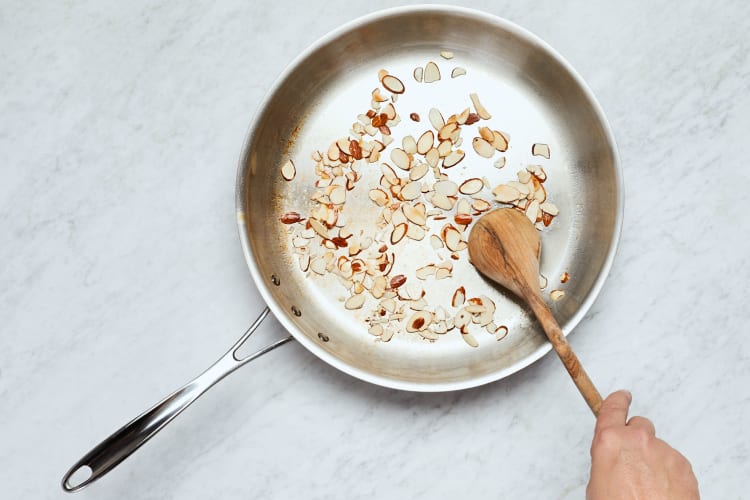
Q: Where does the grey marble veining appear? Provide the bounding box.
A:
[1,1,748,499]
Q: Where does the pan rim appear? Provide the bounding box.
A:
[235,4,623,392]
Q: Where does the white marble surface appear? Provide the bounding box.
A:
[2,1,749,498]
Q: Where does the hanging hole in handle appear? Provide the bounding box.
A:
[62,464,93,492]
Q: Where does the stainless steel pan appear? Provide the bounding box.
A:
[63,5,622,492]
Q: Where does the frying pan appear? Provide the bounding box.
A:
[62,5,622,492]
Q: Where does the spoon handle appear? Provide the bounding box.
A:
[527,294,603,415]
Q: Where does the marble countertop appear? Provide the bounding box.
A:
[2,1,748,498]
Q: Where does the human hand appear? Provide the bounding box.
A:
[586,391,699,500]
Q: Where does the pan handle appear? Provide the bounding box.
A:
[61,307,292,493]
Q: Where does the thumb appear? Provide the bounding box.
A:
[595,390,632,433]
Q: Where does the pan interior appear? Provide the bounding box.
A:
[238,7,619,391]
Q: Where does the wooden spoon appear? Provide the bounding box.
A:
[468,208,603,415]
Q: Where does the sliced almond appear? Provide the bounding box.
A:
[456,108,470,125]
[525,199,541,223]
[369,188,389,207]
[442,225,462,251]
[469,93,491,120]
[281,159,296,181]
[414,130,435,155]
[550,289,565,301]
[400,181,422,201]
[371,276,387,298]
[493,184,521,203]
[436,139,453,157]
[428,108,445,130]
[478,126,494,143]
[425,148,440,168]
[451,67,466,78]
[403,203,427,225]
[309,218,329,238]
[413,66,423,82]
[368,324,384,337]
[440,50,454,59]
[406,224,426,241]
[371,88,387,103]
[416,264,437,280]
[382,103,396,120]
[435,268,452,280]
[409,162,429,181]
[442,150,465,168]
[459,177,484,195]
[406,310,433,332]
[560,272,570,284]
[507,181,530,196]
[456,198,472,215]
[424,61,441,83]
[532,143,550,158]
[402,135,417,154]
[494,157,506,169]
[434,180,458,196]
[329,185,346,205]
[452,286,466,307]
[298,253,310,272]
[430,234,444,250]
[438,122,459,142]
[461,332,479,348]
[491,130,509,152]
[381,74,405,94]
[345,293,366,310]
[472,198,491,212]
[390,148,411,171]
[493,325,509,341]
[390,223,407,244]
[539,274,548,290]
[455,308,472,328]
[540,202,559,216]
[517,170,532,183]
[380,163,399,185]
[431,193,455,210]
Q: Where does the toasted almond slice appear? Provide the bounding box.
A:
[406,224,425,241]
[329,185,346,205]
[381,103,396,121]
[533,183,547,203]
[442,150,465,168]
[451,67,466,78]
[477,126,494,143]
[281,159,296,181]
[494,157,506,169]
[416,130,434,155]
[380,163,399,185]
[425,148,440,168]
[493,325,509,341]
[438,122,459,142]
[452,286,466,307]
[403,203,427,225]
[369,188,389,207]
[406,310,433,332]
[550,289,565,301]
[560,272,570,284]
[436,139,452,158]
[532,143,550,158]
[390,223,407,244]
[492,184,521,203]
[409,162,429,181]
[459,177,484,195]
[428,108,445,130]
[469,93,491,120]
[456,107,470,125]
[390,148,411,171]
[402,135,417,155]
[490,130,509,152]
[525,199,540,223]
[430,234,444,249]
[381,74,405,94]
[400,181,422,201]
[345,293,366,310]
[413,66,423,82]
[472,198,491,212]
[424,61,441,83]
[540,202,559,216]
[371,87,388,103]
[434,180,458,196]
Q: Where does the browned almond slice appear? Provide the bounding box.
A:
[400,181,422,201]
[493,184,522,203]
[390,223,407,244]
[390,148,411,171]
[380,163,399,185]
[438,122,458,142]
[442,150,465,168]
[458,178,484,195]
[381,74,405,94]
[345,293,366,310]
[550,289,565,301]
[371,88,387,103]
[409,162,429,181]
[456,107,470,125]
[493,325,509,341]
[281,159,296,181]
[424,61,441,83]
[329,185,346,205]
[280,211,302,224]
[413,66,423,82]
[454,213,472,225]
[477,127,494,143]
[491,130,509,152]
[369,188,389,207]
[533,183,547,203]
[389,274,406,289]
[560,272,570,284]
[540,202,559,216]
[425,148,440,168]
[469,93,491,119]
[443,225,462,251]
[434,180,458,196]
[451,67,466,78]
[402,135,417,154]
[430,234,444,249]
[470,137,493,158]
[428,108,445,130]
[525,199,541,223]
[532,143,550,158]
[406,224,425,240]
[406,310,433,332]
[403,203,427,225]
[416,130,434,155]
